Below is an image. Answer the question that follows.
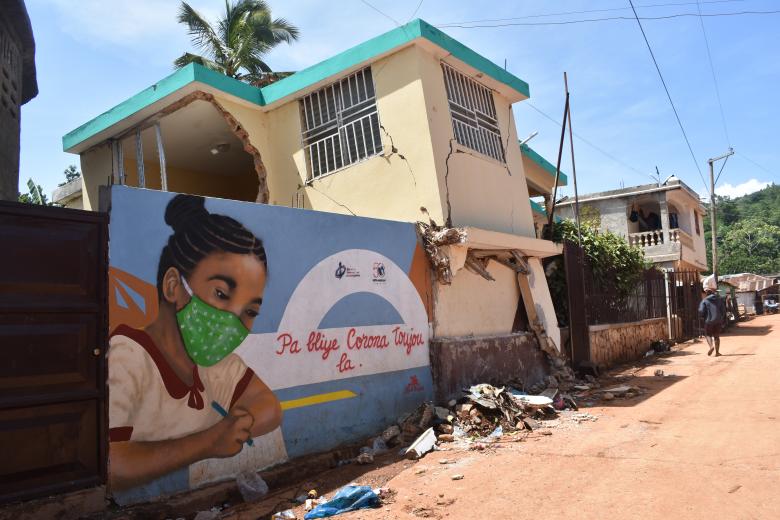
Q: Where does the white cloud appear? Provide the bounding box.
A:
[715,178,771,199]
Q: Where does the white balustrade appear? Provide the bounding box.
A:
[628,230,664,248]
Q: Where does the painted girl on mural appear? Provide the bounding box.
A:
[108,194,284,497]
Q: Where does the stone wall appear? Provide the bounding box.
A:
[429,333,551,403]
[589,318,667,369]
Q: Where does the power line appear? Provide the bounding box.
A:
[435,10,780,29]
[523,102,659,183]
[436,0,746,26]
[737,152,779,179]
[408,0,425,22]
[696,0,731,146]
[359,0,401,27]
[627,0,709,194]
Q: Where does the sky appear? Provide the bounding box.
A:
[19,0,780,201]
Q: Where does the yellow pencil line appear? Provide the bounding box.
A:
[280,390,358,411]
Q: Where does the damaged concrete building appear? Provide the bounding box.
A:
[63,19,566,393]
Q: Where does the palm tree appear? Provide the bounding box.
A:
[174,0,299,84]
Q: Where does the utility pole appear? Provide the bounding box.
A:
[564,72,582,246]
[707,147,734,284]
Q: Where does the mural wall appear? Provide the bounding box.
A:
[107,186,432,504]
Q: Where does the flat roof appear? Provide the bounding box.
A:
[520,143,567,186]
[557,177,704,207]
[63,19,530,153]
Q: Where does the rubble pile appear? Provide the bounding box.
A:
[450,384,529,436]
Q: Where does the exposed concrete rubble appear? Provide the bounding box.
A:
[416,222,468,284]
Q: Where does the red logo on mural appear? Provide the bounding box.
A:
[404,375,424,393]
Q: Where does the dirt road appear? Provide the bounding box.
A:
[328,314,780,520]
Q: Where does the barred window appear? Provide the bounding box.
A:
[300,67,382,180]
[442,63,504,163]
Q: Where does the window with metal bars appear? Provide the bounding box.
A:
[442,63,505,163]
[300,67,383,180]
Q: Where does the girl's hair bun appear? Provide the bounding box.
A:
[164,194,208,232]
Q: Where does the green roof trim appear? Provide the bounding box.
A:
[529,199,563,222]
[262,19,529,105]
[416,20,529,99]
[62,64,262,151]
[520,142,568,186]
[63,19,530,152]
[530,199,546,216]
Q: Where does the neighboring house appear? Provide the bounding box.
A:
[720,272,778,314]
[62,19,566,350]
[556,177,708,272]
[51,177,83,209]
[0,0,38,201]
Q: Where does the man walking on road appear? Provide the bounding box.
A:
[700,276,727,356]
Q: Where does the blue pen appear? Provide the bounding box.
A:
[211,400,254,447]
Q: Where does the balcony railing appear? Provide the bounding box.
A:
[629,228,693,249]
[628,230,664,247]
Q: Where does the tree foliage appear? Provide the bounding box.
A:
[545,219,650,325]
[59,165,81,186]
[18,179,50,205]
[704,183,780,275]
[174,0,299,84]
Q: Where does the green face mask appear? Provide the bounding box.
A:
[176,277,249,367]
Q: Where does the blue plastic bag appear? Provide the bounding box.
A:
[304,485,380,519]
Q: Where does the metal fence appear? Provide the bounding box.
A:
[583,264,668,326]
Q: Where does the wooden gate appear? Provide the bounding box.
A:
[0,202,107,504]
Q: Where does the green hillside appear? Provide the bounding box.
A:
[704,183,780,275]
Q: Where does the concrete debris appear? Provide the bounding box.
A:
[571,412,599,423]
[356,452,374,465]
[602,385,633,397]
[405,427,437,459]
[437,423,454,435]
[451,474,464,480]
[375,487,394,500]
[381,425,401,444]
[416,222,468,284]
[435,406,452,421]
[271,510,297,520]
[655,369,665,377]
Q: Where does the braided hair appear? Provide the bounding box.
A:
[157,194,267,293]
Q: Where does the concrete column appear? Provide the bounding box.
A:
[659,193,670,244]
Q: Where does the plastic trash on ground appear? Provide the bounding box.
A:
[235,471,269,502]
[303,485,381,519]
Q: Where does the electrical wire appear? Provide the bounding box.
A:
[435,10,780,29]
[737,152,779,179]
[408,0,424,22]
[523,102,659,183]
[627,0,709,195]
[359,0,401,27]
[696,0,731,146]
[435,0,746,26]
